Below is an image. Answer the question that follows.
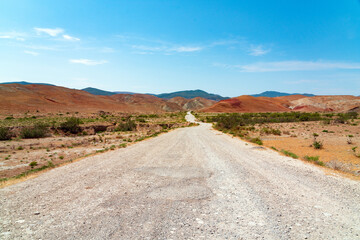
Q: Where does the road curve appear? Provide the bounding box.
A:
[1,113,360,239]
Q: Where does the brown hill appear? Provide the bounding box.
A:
[289,95,360,112]
[168,97,216,110]
[0,84,182,114]
[201,95,290,113]
[201,94,360,113]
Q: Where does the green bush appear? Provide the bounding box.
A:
[115,119,136,131]
[29,161,38,168]
[20,123,49,139]
[281,150,298,159]
[0,127,11,140]
[250,137,263,145]
[313,140,323,149]
[60,117,83,134]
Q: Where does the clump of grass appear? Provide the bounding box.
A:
[17,146,24,150]
[304,155,325,166]
[118,143,127,148]
[271,146,278,151]
[110,145,116,150]
[281,150,298,159]
[0,127,12,140]
[250,137,263,145]
[29,161,38,168]
[20,123,49,139]
[313,141,323,149]
[59,156,64,160]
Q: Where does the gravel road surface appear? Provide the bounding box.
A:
[1,112,360,239]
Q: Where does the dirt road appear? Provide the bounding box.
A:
[1,112,360,239]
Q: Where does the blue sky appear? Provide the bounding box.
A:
[0,0,359,97]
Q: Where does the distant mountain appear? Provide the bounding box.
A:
[252,91,315,98]
[155,90,228,101]
[81,87,118,96]
[1,81,55,86]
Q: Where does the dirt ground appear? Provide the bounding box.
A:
[0,112,190,180]
[257,121,360,176]
[1,113,359,239]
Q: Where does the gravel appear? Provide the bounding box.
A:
[1,112,359,239]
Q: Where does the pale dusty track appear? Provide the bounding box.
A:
[1,113,360,239]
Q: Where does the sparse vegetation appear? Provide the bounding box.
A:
[115,119,136,132]
[29,161,38,168]
[250,137,263,145]
[20,123,49,139]
[281,150,298,159]
[0,127,11,140]
[60,117,83,134]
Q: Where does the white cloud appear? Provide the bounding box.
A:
[24,50,39,56]
[171,46,203,52]
[62,34,80,41]
[0,31,26,41]
[234,61,360,72]
[249,45,271,56]
[69,59,108,65]
[131,44,202,54]
[34,27,64,37]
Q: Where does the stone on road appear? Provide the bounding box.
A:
[1,113,360,239]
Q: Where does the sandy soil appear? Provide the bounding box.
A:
[258,121,360,175]
[1,113,360,239]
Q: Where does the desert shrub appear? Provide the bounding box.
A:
[304,155,319,162]
[347,112,358,119]
[313,140,323,149]
[20,123,49,139]
[29,161,38,168]
[261,128,281,135]
[281,150,298,159]
[136,118,146,123]
[0,127,11,140]
[250,137,263,145]
[60,117,83,134]
[115,119,136,131]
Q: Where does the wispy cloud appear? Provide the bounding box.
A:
[24,50,39,56]
[69,59,108,65]
[62,34,80,41]
[34,27,64,37]
[0,35,12,39]
[229,61,360,72]
[131,44,202,54]
[0,31,26,41]
[171,46,203,52]
[248,45,271,56]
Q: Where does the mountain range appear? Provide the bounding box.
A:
[1,82,358,114]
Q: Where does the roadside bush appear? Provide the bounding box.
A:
[250,137,263,145]
[0,127,11,140]
[60,117,83,134]
[115,119,136,132]
[20,123,49,139]
[281,150,298,159]
[304,156,325,166]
